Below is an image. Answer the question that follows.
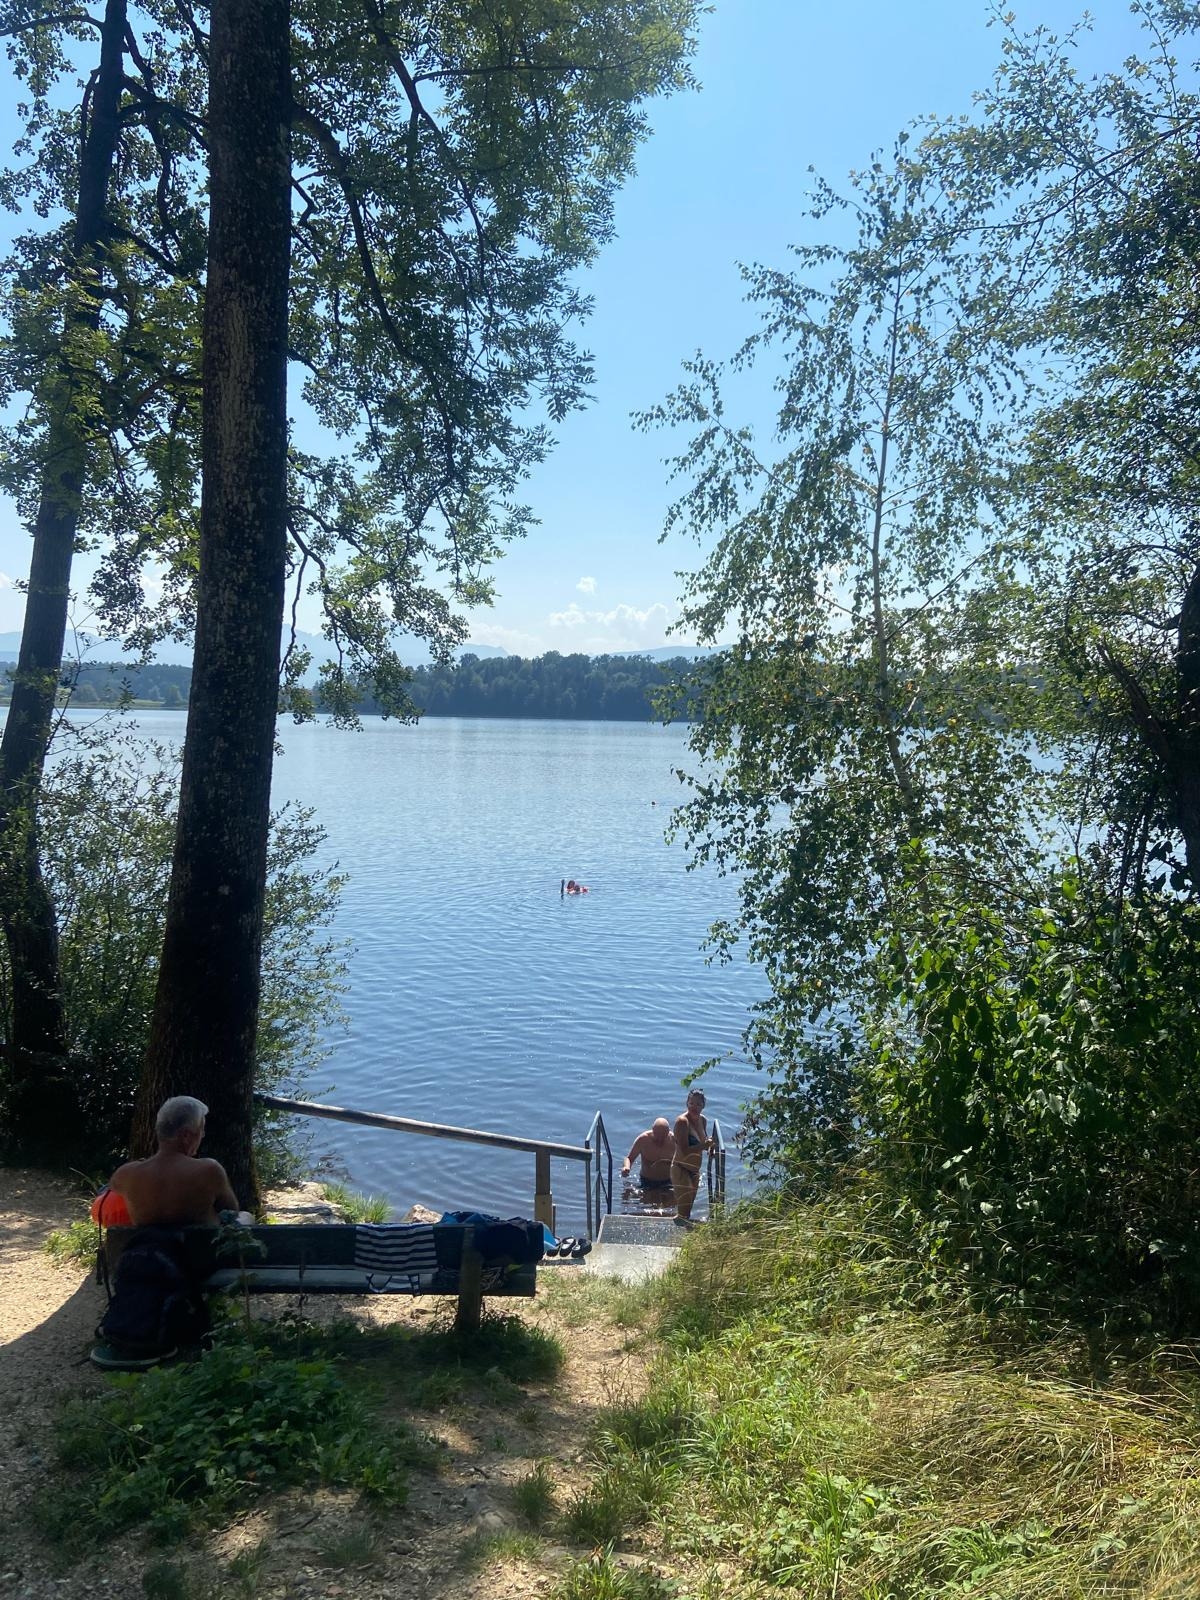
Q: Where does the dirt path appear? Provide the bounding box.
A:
[0,1169,655,1600]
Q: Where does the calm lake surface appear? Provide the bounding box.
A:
[52,713,768,1227]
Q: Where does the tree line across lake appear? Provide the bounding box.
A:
[0,652,708,721]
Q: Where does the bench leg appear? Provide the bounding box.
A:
[455,1234,483,1334]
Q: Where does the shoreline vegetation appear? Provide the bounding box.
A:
[7,1174,1200,1598]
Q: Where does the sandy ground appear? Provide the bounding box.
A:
[0,1169,659,1600]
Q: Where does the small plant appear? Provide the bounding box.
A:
[312,1524,379,1570]
[320,1181,392,1223]
[225,1543,270,1599]
[554,1548,676,1600]
[43,1218,99,1268]
[513,1461,557,1527]
[563,1479,637,1547]
[141,1560,190,1600]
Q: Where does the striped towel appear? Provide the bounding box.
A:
[353,1224,439,1289]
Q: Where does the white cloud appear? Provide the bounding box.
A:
[576,575,596,594]
[0,571,13,589]
[547,600,680,653]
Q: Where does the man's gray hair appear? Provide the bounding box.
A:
[156,1095,209,1141]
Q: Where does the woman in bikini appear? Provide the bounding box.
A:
[671,1088,712,1225]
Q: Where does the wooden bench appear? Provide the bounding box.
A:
[103,1219,544,1333]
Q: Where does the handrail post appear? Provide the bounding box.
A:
[534,1149,554,1237]
[584,1144,594,1241]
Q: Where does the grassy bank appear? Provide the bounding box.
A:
[29,1200,1200,1598]
[565,1202,1200,1598]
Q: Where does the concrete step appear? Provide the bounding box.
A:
[584,1212,696,1282]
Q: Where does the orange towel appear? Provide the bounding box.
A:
[90,1187,132,1227]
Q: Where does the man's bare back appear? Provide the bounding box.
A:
[110,1150,238,1227]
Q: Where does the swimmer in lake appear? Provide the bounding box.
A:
[621,1118,674,1190]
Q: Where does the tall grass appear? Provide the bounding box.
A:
[571,1198,1200,1597]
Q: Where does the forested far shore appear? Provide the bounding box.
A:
[0,652,710,721]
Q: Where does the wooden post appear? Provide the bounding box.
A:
[454,1227,483,1334]
[533,1148,554,1235]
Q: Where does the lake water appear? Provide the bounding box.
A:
[45,712,768,1227]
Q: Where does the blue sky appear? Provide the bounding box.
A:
[0,1,1148,654]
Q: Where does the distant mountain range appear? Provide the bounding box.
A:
[0,632,713,670]
[0,630,508,673]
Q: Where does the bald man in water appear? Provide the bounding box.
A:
[108,1096,240,1226]
[621,1117,675,1189]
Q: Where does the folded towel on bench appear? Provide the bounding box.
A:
[353,1224,440,1283]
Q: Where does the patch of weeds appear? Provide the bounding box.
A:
[462,1529,545,1570]
[554,1548,676,1600]
[43,1219,99,1268]
[489,1429,509,1451]
[312,1524,380,1570]
[320,1181,391,1223]
[410,1366,471,1408]
[480,1364,525,1403]
[40,1331,415,1552]
[224,1543,270,1599]
[452,1314,565,1382]
[513,1461,557,1526]
[141,1559,191,1600]
[261,1309,563,1406]
[517,1404,543,1432]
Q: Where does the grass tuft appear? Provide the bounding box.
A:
[319,1181,392,1223]
[312,1524,380,1570]
[513,1460,557,1526]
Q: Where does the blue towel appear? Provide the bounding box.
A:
[353,1224,439,1288]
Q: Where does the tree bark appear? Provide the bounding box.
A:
[0,0,127,1139]
[131,0,291,1208]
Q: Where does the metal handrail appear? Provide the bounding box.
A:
[584,1111,613,1241]
[256,1092,590,1160]
[706,1117,727,1211]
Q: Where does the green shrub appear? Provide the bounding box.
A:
[864,885,1200,1327]
[0,730,347,1171]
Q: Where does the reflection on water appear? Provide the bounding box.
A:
[619,1178,679,1218]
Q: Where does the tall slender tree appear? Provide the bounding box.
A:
[131,0,292,1205]
[0,0,129,1137]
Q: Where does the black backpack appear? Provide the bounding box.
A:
[97,1228,211,1358]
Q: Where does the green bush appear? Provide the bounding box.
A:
[864,883,1200,1326]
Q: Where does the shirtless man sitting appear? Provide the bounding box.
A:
[108,1096,241,1226]
[620,1118,674,1189]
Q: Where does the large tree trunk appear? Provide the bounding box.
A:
[131,0,291,1207]
[0,0,127,1144]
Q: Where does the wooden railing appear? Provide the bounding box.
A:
[254,1091,610,1238]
